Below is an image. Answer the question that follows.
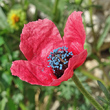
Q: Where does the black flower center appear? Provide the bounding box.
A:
[47,46,73,78]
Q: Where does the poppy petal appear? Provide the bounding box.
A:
[63,11,86,55]
[11,60,57,86]
[20,19,63,61]
[68,49,87,70]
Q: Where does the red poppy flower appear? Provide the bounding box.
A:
[10,11,87,86]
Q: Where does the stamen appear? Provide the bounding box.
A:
[47,46,73,78]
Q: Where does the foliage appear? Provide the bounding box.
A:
[97,81,110,110]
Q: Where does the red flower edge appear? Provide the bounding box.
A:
[10,11,87,86]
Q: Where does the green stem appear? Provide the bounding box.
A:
[100,64,110,85]
[72,73,104,110]
[89,0,96,39]
[81,69,106,87]
[53,0,59,15]
[52,0,59,23]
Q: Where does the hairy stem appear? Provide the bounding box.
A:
[72,73,104,110]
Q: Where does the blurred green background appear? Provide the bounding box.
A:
[0,0,110,110]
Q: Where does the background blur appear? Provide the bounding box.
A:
[0,0,110,110]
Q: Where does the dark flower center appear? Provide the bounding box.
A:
[47,46,73,78]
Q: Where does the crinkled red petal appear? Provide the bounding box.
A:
[63,11,86,55]
[10,60,57,86]
[20,19,63,61]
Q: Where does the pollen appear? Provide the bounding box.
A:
[47,46,73,78]
[11,14,19,25]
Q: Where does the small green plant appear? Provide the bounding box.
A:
[97,81,110,110]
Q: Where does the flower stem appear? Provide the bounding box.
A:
[89,0,96,39]
[53,0,59,15]
[72,73,104,110]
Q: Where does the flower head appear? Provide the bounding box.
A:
[10,11,87,86]
[11,14,19,25]
[7,9,27,30]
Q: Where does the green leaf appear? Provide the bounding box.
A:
[97,81,110,100]
[97,16,110,50]
[0,7,9,29]
[0,97,7,110]
[2,73,13,85]
[0,36,4,46]
[19,103,27,110]
[98,96,108,104]
[7,98,17,110]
